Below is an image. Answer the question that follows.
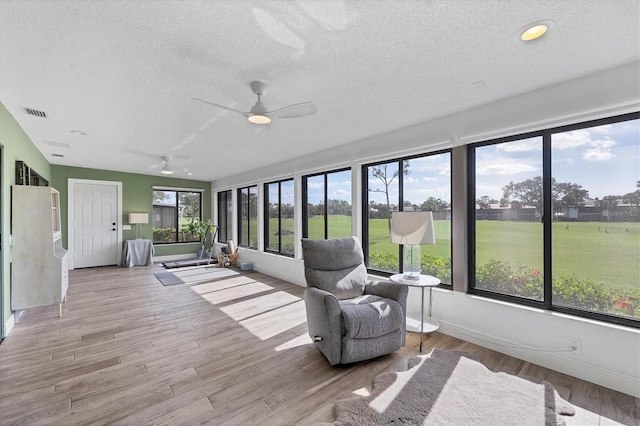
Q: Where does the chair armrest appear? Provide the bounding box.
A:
[365,280,408,304]
[303,287,343,365]
[365,280,408,345]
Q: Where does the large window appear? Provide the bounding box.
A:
[217,190,232,243]
[469,112,639,327]
[472,136,544,300]
[238,185,258,249]
[152,189,202,244]
[363,151,452,284]
[302,168,352,239]
[264,179,294,256]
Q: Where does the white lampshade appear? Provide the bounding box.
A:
[128,213,149,224]
[390,211,435,245]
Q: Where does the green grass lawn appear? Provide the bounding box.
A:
[270,216,639,292]
[475,220,639,291]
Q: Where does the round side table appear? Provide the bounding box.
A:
[389,274,440,352]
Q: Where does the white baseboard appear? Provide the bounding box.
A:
[4,312,15,337]
[438,321,640,398]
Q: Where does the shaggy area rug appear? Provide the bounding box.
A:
[322,348,575,426]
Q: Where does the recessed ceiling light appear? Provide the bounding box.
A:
[70,130,86,136]
[519,20,554,42]
[186,171,193,176]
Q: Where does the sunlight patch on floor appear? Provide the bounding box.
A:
[198,282,274,305]
[172,268,241,283]
[220,291,300,321]
[189,275,257,294]
[353,387,371,397]
[239,300,306,340]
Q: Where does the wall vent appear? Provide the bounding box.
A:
[22,107,47,118]
[51,153,65,158]
[44,141,70,148]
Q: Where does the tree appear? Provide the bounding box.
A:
[153,190,172,204]
[421,197,449,212]
[179,192,201,218]
[477,196,491,209]
[554,182,588,210]
[502,176,543,212]
[369,162,410,232]
[502,176,589,215]
[327,199,351,216]
[597,195,620,222]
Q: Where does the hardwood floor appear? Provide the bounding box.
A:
[0,264,637,425]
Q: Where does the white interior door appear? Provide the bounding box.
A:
[71,182,120,268]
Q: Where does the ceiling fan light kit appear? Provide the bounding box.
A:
[248,114,271,124]
[194,80,316,125]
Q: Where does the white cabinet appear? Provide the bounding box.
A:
[11,185,69,316]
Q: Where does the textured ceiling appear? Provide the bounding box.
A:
[1,0,639,181]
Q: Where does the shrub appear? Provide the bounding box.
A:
[611,287,640,317]
[152,227,174,243]
[476,259,640,319]
[476,259,543,300]
[368,251,453,284]
[552,275,612,312]
[421,254,451,284]
[368,251,398,273]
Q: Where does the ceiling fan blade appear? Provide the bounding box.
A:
[192,97,251,117]
[267,102,317,119]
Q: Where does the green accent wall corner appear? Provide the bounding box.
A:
[50,165,212,257]
[0,102,52,329]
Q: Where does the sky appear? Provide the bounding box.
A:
[476,118,639,201]
[306,117,638,208]
[368,153,451,206]
[305,169,352,205]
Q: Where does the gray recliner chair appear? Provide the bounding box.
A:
[301,237,408,365]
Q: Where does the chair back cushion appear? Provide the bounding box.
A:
[302,237,367,299]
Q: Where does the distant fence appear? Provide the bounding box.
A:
[475,208,538,221]
[475,206,639,222]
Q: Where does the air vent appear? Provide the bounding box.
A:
[22,107,47,118]
[43,141,70,148]
[51,153,65,158]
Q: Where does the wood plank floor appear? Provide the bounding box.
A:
[0,264,637,425]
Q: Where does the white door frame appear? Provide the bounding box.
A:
[68,179,123,270]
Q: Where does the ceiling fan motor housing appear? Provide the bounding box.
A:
[250,80,268,95]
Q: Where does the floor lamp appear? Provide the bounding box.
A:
[390,211,436,279]
[129,213,149,239]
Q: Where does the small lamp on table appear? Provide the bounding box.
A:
[129,213,149,240]
[390,211,436,280]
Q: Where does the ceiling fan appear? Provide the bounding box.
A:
[193,81,317,125]
[160,156,174,175]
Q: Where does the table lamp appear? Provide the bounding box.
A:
[129,213,149,239]
[390,211,435,279]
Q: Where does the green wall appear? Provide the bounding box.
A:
[50,166,211,257]
[0,103,52,330]
[0,101,212,332]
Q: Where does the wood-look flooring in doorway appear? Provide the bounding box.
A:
[0,264,637,425]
